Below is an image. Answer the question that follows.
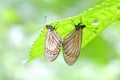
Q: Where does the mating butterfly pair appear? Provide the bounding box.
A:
[45,20,86,66]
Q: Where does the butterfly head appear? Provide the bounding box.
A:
[46,25,55,31]
[75,23,86,30]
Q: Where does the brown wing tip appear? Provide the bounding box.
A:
[45,51,60,62]
[65,59,77,66]
[63,54,78,66]
[66,62,75,66]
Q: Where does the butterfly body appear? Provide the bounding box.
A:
[45,25,62,62]
[63,23,85,66]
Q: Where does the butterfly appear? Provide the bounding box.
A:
[45,24,62,62]
[63,19,86,66]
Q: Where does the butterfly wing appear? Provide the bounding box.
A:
[45,30,62,62]
[63,30,82,66]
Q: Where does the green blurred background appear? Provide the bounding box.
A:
[0,0,120,80]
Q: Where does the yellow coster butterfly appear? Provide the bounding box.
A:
[45,24,62,62]
[63,19,86,66]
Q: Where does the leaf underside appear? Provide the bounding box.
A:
[27,0,120,62]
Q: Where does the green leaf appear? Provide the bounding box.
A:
[27,1,120,62]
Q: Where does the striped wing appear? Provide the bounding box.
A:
[45,30,62,62]
[63,30,82,66]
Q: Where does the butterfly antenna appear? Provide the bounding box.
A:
[79,16,84,24]
[44,16,47,25]
[71,19,76,26]
[54,22,59,30]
